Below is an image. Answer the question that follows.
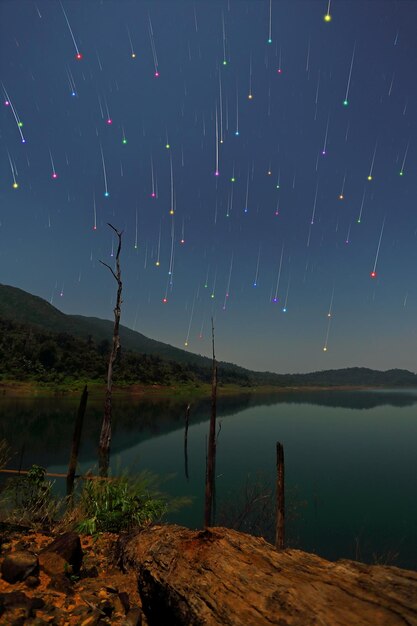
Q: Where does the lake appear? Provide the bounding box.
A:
[1,388,416,570]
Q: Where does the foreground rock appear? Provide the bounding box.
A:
[40,531,83,573]
[1,551,39,584]
[0,529,143,625]
[121,525,417,626]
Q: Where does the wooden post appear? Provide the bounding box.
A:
[275,441,285,550]
[184,404,190,480]
[204,318,217,527]
[18,443,25,475]
[66,385,88,498]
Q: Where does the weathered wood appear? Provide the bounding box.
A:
[184,404,190,480]
[121,525,417,626]
[98,223,123,477]
[204,318,217,527]
[66,385,88,498]
[275,441,285,550]
[18,443,25,475]
[0,469,73,478]
[0,469,112,480]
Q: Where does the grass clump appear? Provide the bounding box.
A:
[74,472,168,536]
[0,441,188,536]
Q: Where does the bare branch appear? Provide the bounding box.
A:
[99,260,118,282]
[107,223,123,261]
[107,222,123,237]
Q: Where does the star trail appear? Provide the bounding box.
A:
[1,0,417,374]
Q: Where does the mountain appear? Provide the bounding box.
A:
[0,283,255,385]
[1,283,417,388]
[0,283,206,363]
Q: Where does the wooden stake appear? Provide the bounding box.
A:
[275,441,285,550]
[204,317,217,527]
[18,443,25,475]
[184,403,190,480]
[66,385,88,498]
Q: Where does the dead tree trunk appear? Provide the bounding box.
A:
[18,443,25,475]
[66,385,88,499]
[98,224,123,477]
[204,317,217,527]
[184,404,190,480]
[275,441,285,550]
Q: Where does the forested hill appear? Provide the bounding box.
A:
[0,283,256,384]
[1,283,417,388]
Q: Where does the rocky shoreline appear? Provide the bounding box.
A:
[1,523,417,626]
[0,526,144,625]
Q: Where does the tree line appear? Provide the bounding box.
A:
[0,317,252,387]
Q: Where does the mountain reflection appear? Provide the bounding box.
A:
[1,388,416,468]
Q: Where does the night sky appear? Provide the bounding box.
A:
[1,0,417,374]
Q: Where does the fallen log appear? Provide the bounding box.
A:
[121,525,417,626]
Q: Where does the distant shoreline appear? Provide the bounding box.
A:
[0,379,412,398]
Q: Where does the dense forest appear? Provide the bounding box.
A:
[1,284,417,388]
[2,315,417,388]
[0,317,252,386]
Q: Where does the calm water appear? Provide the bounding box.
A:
[1,389,416,569]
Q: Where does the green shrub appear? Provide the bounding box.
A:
[74,472,168,535]
[1,464,62,528]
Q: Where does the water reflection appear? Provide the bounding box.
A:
[0,388,416,570]
[1,389,417,467]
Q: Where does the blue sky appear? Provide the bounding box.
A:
[1,0,417,374]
